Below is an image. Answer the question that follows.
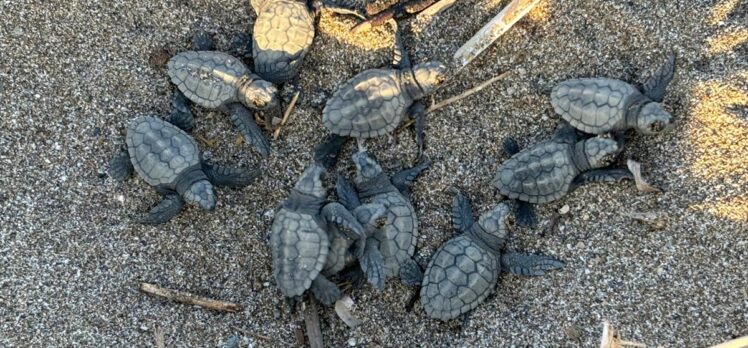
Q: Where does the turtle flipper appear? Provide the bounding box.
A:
[359,240,386,291]
[313,134,349,169]
[502,137,520,156]
[336,173,361,210]
[191,29,215,51]
[642,54,676,103]
[500,252,565,276]
[552,121,578,144]
[411,102,426,158]
[323,202,366,256]
[399,257,423,286]
[391,155,431,194]
[168,90,196,131]
[569,168,633,193]
[137,193,185,225]
[228,104,271,158]
[108,149,133,182]
[203,162,260,188]
[392,23,411,69]
[449,188,474,233]
[515,200,537,227]
[353,203,386,230]
[228,32,253,59]
[310,275,342,306]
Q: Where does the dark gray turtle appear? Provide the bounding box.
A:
[315,28,447,165]
[494,123,633,227]
[251,0,364,84]
[418,190,564,321]
[167,33,277,158]
[108,116,258,224]
[335,150,430,290]
[270,164,385,305]
[551,55,676,135]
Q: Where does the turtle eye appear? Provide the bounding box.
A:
[650,120,665,132]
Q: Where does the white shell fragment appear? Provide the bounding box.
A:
[335,296,362,328]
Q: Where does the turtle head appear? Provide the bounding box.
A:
[408,62,448,99]
[250,0,271,12]
[184,180,216,211]
[242,77,279,110]
[352,150,383,183]
[294,164,327,198]
[636,102,673,134]
[583,135,621,169]
[473,203,511,251]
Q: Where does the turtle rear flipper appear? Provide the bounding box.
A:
[568,168,633,193]
[137,193,185,225]
[228,104,271,158]
[310,275,341,306]
[399,257,423,286]
[514,200,537,227]
[642,54,676,103]
[314,134,349,170]
[168,90,196,131]
[359,241,386,291]
[203,162,260,188]
[108,149,133,182]
[500,252,565,276]
[391,155,431,194]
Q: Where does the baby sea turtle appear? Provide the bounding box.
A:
[494,123,632,227]
[336,150,430,289]
[551,55,676,135]
[108,116,258,224]
[270,164,385,305]
[167,34,278,157]
[418,190,564,321]
[251,0,364,84]
[315,28,447,165]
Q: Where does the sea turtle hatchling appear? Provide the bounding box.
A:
[335,150,430,290]
[315,28,447,166]
[494,123,634,227]
[251,0,365,85]
[108,116,258,224]
[270,164,386,306]
[167,34,278,157]
[551,55,676,135]
[417,190,564,321]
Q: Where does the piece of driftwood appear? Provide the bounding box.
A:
[599,321,646,348]
[138,282,241,312]
[626,159,662,193]
[708,336,748,348]
[273,91,300,140]
[421,0,458,17]
[426,70,510,113]
[454,0,540,67]
[304,297,324,348]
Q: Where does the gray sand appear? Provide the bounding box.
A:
[1,0,746,347]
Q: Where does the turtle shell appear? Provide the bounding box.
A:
[252,0,315,84]
[322,69,411,138]
[125,116,200,188]
[551,78,640,134]
[421,235,499,321]
[368,192,417,277]
[493,140,578,204]
[167,51,250,109]
[270,208,329,297]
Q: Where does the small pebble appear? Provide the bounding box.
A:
[559,205,570,215]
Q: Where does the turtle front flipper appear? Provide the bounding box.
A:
[322,202,366,253]
[191,29,215,51]
[313,134,349,170]
[399,257,423,286]
[309,275,342,306]
[392,23,411,69]
[335,173,361,210]
[391,155,431,194]
[203,162,260,188]
[410,102,426,158]
[108,148,133,182]
[515,201,537,227]
[502,137,520,156]
[359,240,386,291]
[228,32,252,59]
[449,188,475,233]
[137,193,185,225]
[568,168,633,193]
[500,252,565,276]
[228,104,271,158]
[168,90,196,131]
[642,54,676,103]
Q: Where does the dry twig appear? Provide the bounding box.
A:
[273,91,301,140]
[304,297,324,348]
[138,282,241,312]
[426,71,511,113]
[599,320,646,348]
[708,335,748,348]
[153,326,165,348]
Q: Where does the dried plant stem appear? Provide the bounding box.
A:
[426,71,510,114]
[139,282,241,313]
[304,297,324,348]
[273,91,301,140]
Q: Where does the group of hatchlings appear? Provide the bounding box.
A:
[108,0,676,323]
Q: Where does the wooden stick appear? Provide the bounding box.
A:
[230,325,291,345]
[709,336,748,348]
[304,297,324,348]
[454,0,540,67]
[273,91,301,140]
[426,71,510,113]
[153,326,165,348]
[138,282,241,313]
[421,0,458,17]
